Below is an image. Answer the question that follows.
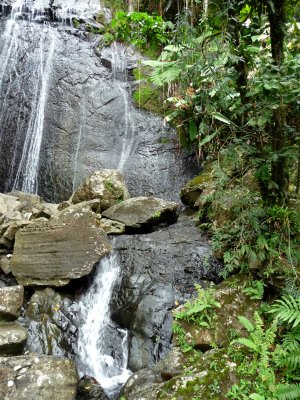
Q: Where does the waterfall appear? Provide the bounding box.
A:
[13,24,56,194]
[0,0,56,194]
[77,251,131,398]
[111,42,136,171]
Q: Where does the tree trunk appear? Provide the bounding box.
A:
[267,0,288,205]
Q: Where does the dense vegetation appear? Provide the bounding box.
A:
[104,0,300,398]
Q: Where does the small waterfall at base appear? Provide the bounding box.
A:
[111,42,136,171]
[77,251,132,398]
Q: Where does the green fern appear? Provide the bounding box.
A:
[276,383,300,400]
[269,295,300,328]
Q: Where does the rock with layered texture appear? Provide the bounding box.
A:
[0,354,78,400]
[11,211,111,286]
[0,285,24,321]
[71,170,130,211]
[0,323,28,355]
[102,196,179,232]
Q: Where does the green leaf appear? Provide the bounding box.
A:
[198,130,219,147]
[249,394,265,400]
[189,119,198,140]
[211,112,235,125]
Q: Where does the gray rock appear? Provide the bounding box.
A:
[23,288,77,358]
[111,211,221,371]
[11,212,111,286]
[0,285,24,321]
[0,354,78,400]
[0,323,28,355]
[71,170,130,211]
[102,196,179,232]
[122,347,185,400]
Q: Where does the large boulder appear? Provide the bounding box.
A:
[0,285,24,321]
[0,354,78,400]
[71,170,130,211]
[0,323,28,355]
[102,196,179,232]
[11,211,111,286]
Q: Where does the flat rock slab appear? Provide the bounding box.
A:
[11,212,111,286]
[0,323,28,355]
[0,285,24,321]
[102,196,179,232]
[0,355,78,400]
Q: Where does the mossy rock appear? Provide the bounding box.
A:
[180,170,215,207]
[157,349,238,400]
[173,274,260,349]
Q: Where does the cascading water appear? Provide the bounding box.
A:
[13,24,56,193]
[77,251,131,398]
[111,42,136,171]
[0,0,56,194]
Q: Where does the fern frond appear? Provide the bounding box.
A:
[282,327,300,351]
[276,383,300,400]
[233,338,258,352]
[238,315,255,332]
[270,295,300,328]
[149,64,182,86]
[285,351,300,370]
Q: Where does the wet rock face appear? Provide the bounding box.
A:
[0,12,198,204]
[11,212,111,286]
[23,288,78,358]
[0,355,78,400]
[111,212,221,371]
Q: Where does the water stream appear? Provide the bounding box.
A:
[13,24,56,193]
[111,42,136,171]
[77,251,131,398]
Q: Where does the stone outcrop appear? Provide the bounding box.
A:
[102,196,179,232]
[11,211,111,286]
[71,170,130,211]
[0,323,28,355]
[0,355,78,400]
[111,211,221,371]
[0,285,24,321]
